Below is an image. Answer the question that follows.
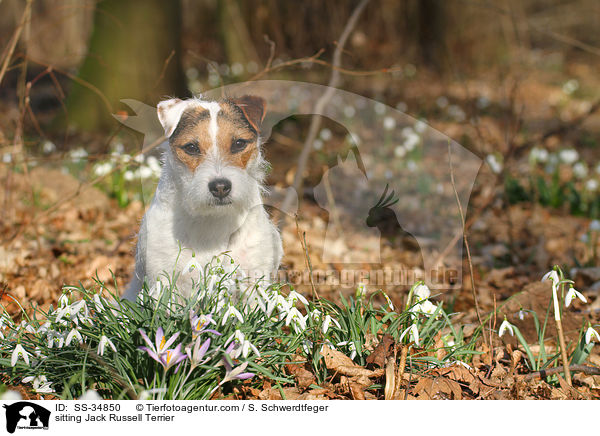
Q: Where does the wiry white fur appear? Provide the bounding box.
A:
[123,97,282,300]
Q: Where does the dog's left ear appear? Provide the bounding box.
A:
[231,95,266,133]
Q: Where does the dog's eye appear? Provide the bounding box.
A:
[181,142,201,156]
[231,138,249,154]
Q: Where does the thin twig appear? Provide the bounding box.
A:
[279,0,371,221]
[524,364,600,380]
[0,0,32,88]
[294,214,319,301]
[448,142,485,341]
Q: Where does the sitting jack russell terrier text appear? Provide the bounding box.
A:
[123,95,282,300]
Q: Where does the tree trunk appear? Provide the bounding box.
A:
[65,0,187,131]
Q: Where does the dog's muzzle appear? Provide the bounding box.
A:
[208,178,232,200]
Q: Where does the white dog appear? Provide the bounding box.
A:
[123,95,283,300]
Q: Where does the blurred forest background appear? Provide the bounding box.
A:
[1,0,600,328]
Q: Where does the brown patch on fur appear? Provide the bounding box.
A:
[169,106,212,172]
[169,100,262,172]
[216,102,259,168]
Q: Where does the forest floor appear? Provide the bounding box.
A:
[1,56,600,399]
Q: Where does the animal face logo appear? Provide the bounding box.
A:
[3,402,50,433]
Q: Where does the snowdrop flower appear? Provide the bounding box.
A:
[585,326,600,344]
[0,390,21,400]
[559,149,579,165]
[498,318,514,337]
[24,376,54,393]
[47,330,65,349]
[94,162,113,177]
[355,283,367,299]
[321,314,340,334]
[79,389,102,400]
[183,255,203,276]
[22,375,54,394]
[542,269,562,320]
[573,162,588,179]
[11,344,30,366]
[92,293,105,312]
[486,154,503,174]
[586,179,599,192]
[98,334,116,356]
[222,306,244,325]
[529,147,549,164]
[343,105,356,118]
[285,308,307,332]
[383,116,396,131]
[565,287,587,307]
[336,341,357,360]
[58,292,70,308]
[139,165,153,179]
[382,292,395,311]
[65,328,83,346]
[394,145,406,158]
[562,79,579,95]
[413,283,431,301]
[319,128,332,141]
[411,300,438,317]
[400,324,420,346]
[287,290,308,307]
[414,119,427,133]
[42,140,56,154]
[70,147,88,162]
[123,170,135,181]
[302,339,313,355]
[518,309,527,320]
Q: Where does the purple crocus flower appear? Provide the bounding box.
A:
[221,359,254,383]
[138,327,180,362]
[185,337,211,368]
[160,343,188,371]
[190,314,221,339]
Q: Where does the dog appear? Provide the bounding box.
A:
[122,95,283,300]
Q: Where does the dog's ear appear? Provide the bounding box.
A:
[231,95,266,133]
[157,98,187,138]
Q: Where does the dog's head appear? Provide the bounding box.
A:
[157,95,267,217]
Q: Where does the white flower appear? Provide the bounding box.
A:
[400,324,419,346]
[321,314,340,334]
[0,390,21,400]
[413,283,431,301]
[562,79,579,95]
[414,119,427,133]
[319,128,332,141]
[355,284,367,299]
[382,292,395,311]
[287,290,308,307]
[565,287,587,307]
[486,154,503,174]
[94,162,113,177]
[411,300,438,317]
[183,255,203,276]
[383,116,396,131]
[498,319,514,337]
[98,335,116,356]
[343,105,356,118]
[586,179,599,192]
[542,269,562,320]
[286,308,307,332]
[22,375,54,394]
[11,344,30,366]
[585,326,600,344]
[222,306,244,325]
[79,389,102,400]
[42,140,56,154]
[573,162,588,179]
[529,147,549,164]
[93,294,105,312]
[65,328,84,346]
[558,149,579,165]
[394,145,406,158]
[590,220,600,232]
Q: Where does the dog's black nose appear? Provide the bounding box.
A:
[208,178,232,199]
